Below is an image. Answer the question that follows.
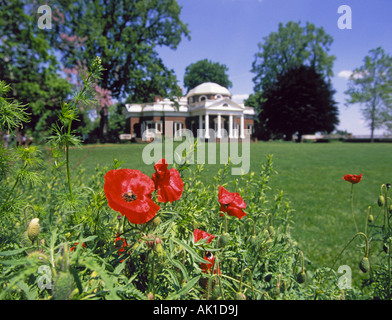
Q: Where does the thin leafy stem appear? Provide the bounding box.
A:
[350,183,358,233]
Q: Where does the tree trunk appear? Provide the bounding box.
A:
[370,101,376,143]
[100,106,108,143]
[297,133,303,143]
[284,132,293,141]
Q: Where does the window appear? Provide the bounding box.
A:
[215,94,222,99]
[155,121,163,133]
[199,95,207,102]
[174,122,183,138]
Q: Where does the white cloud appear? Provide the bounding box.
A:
[232,94,249,104]
[338,69,367,80]
[338,70,353,79]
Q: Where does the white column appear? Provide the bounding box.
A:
[240,114,245,139]
[199,114,203,139]
[205,113,210,139]
[229,114,233,139]
[217,114,222,139]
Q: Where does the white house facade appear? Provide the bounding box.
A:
[124,82,256,141]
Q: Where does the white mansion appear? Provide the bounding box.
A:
[124,82,256,141]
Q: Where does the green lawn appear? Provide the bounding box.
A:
[69,140,392,283]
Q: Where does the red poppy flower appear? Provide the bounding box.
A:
[200,251,221,275]
[152,159,183,203]
[70,242,86,252]
[218,186,247,220]
[115,234,129,254]
[193,229,215,244]
[343,173,363,184]
[104,169,160,224]
[115,234,129,262]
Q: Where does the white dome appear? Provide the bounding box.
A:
[186,82,231,98]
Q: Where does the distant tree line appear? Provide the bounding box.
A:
[1,2,391,143]
[0,0,190,143]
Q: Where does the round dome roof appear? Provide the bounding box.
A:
[186,82,231,98]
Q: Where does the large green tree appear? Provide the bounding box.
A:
[47,0,190,141]
[0,0,72,139]
[183,59,232,92]
[50,0,190,102]
[251,21,335,93]
[259,65,339,141]
[344,47,392,142]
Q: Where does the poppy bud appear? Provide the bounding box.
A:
[27,250,48,265]
[146,292,154,300]
[27,218,40,243]
[212,284,221,299]
[53,271,74,300]
[296,270,307,284]
[359,257,370,273]
[143,234,155,248]
[235,292,246,300]
[154,237,162,246]
[368,214,374,223]
[378,195,385,207]
[217,233,230,248]
[151,216,161,226]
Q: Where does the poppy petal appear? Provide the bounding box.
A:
[104,169,160,224]
[232,193,247,209]
[194,229,215,244]
[218,186,235,205]
[152,159,184,203]
[343,173,363,184]
[226,203,247,219]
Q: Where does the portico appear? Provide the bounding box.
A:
[124,82,256,141]
[197,112,245,139]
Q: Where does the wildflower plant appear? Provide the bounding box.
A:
[1,58,392,301]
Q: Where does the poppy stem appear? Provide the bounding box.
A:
[330,232,369,270]
[350,183,358,233]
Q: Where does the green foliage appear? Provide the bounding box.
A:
[0,81,30,131]
[344,47,392,140]
[0,0,72,138]
[51,0,190,101]
[1,70,392,300]
[0,135,358,300]
[251,21,335,93]
[183,59,233,92]
[259,65,339,141]
[48,56,104,202]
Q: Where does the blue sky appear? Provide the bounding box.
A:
[156,0,392,136]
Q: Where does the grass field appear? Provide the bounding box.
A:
[68,140,392,284]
